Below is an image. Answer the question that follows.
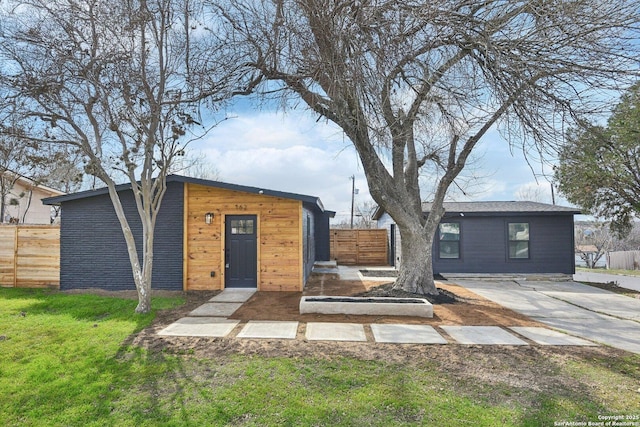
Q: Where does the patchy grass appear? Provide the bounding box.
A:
[577,267,640,277]
[1,288,639,426]
[603,268,640,277]
[563,354,640,412]
[110,356,527,426]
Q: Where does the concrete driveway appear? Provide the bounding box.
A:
[452,279,640,354]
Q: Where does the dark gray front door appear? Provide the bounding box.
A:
[225,215,257,288]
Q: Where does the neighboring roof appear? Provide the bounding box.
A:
[373,200,581,220]
[1,171,65,197]
[576,245,599,253]
[43,174,334,215]
[425,201,581,215]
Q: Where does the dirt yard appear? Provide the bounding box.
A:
[114,272,542,329]
[66,270,637,364]
[228,274,541,327]
[124,272,618,362]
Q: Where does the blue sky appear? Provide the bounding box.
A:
[191,101,566,224]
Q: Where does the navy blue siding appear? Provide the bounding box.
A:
[59,181,184,291]
[302,206,316,282]
[313,211,332,261]
[433,214,575,275]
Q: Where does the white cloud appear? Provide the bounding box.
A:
[201,110,345,151]
[467,178,510,200]
[192,111,371,224]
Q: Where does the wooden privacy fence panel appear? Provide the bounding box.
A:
[607,250,640,270]
[0,225,60,288]
[330,229,388,265]
[0,227,15,286]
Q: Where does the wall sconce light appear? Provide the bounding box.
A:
[204,212,214,224]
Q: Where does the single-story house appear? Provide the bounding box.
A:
[43,175,334,292]
[1,172,64,224]
[374,201,581,275]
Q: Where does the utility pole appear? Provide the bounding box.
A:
[350,175,355,229]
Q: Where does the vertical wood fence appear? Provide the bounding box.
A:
[0,225,60,288]
[330,229,388,265]
[607,250,640,270]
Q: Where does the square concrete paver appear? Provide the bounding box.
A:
[305,322,367,342]
[236,321,299,339]
[158,317,239,337]
[440,326,528,345]
[189,302,243,317]
[210,289,256,303]
[509,327,597,346]
[371,324,447,344]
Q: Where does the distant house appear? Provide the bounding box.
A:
[43,175,334,292]
[374,201,581,275]
[1,173,64,224]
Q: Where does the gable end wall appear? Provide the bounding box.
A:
[59,182,184,291]
[185,183,304,291]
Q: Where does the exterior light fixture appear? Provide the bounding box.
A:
[204,212,214,224]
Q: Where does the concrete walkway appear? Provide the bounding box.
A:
[157,286,597,348]
[573,270,640,292]
[454,279,640,354]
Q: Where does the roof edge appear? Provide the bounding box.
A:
[2,172,65,197]
[373,201,582,220]
[43,174,328,213]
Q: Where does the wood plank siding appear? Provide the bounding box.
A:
[0,225,60,288]
[185,183,303,292]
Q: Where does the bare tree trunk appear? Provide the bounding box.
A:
[20,189,32,224]
[136,210,156,314]
[395,222,439,295]
[136,255,152,314]
[105,183,153,314]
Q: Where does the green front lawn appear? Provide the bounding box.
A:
[1,288,638,426]
[0,288,184,426]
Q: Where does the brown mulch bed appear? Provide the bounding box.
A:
[353,282,457,304]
